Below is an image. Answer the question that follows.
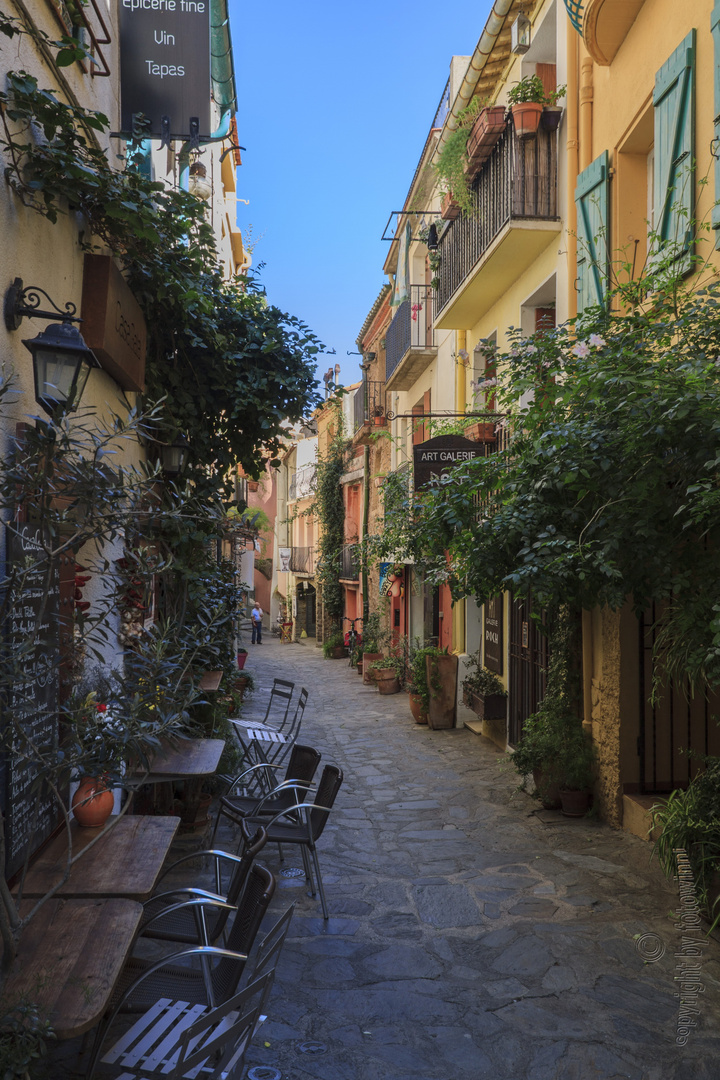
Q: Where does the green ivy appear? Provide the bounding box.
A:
[314,409,347,622]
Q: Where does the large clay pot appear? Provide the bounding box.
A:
[533,767,561,810]
[362,653,382,685]
[409,692,428,725]
[72,776,114,828]
[375,669,400,695]
[560,789,591,817]
[425,654,458,730]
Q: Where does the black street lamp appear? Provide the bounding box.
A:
[4,278,99,417]
[158,433,189,478]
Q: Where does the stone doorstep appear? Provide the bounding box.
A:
[622,792,664,842]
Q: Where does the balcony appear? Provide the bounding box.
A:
[289,547,314,575]
[340,544,360,582]
[563,0,646,65]
[434,122,560,330]
[385,285,437,391]
[288,465,316,502]
[352,380,388,441]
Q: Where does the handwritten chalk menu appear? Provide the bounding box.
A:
[3,525,60,878]
[119,0,211,138]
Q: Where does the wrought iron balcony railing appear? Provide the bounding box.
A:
[386,284,435,383]
[353,380,388,430]
[434,121,558,316]
[288,464,316,502]
[289,547,314,574]
[340,544,360,581]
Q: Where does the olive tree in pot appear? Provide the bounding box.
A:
[425,647,458,730]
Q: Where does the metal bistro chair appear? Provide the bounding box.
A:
[138,822,268,947]
[257,678,295,731]
[86,864,276,1080]
[251,764,344,920]
[261,687,308,770]
[96,905,297,1080]
[94,974,272,1080]
[212,743,321,849]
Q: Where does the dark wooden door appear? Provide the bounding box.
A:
[508,595,547,746]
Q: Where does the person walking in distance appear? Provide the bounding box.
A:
[251,601,263,644]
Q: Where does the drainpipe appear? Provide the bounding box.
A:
[567,32,580,319]
[433,0,515,164]
[453,330,467,655]
[178,109,233,191]
[579,55,594,172]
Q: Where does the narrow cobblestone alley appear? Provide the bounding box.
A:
[239,637,720,1080]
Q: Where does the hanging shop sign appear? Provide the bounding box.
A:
[278,548,291,573]
[119,0,211,138]
[81,256,147,391]
[413,435,480,491]
[484,594,504,675]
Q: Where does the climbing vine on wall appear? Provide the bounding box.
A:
[314,408,348,624]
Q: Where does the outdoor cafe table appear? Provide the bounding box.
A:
[2,896,143,1038]
[14,815,180,902]
[128,737,225,785]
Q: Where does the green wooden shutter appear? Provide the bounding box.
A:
[575,151,609,313]
[711,6,720,245]
[653,29,695,271]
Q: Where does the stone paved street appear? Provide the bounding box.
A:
[239,637,720,1080]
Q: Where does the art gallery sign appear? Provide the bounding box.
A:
[119,0,211,138]
[413,435,481,491]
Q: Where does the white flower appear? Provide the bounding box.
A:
[478,377,498,389]
[588,333,606,348]
[457,349,469,361]
[525,344,537,355]
[572,341,590,358]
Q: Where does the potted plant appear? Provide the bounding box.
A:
[424,646,458,730]
[556,726,596,816]
[650,758,720,928]
[507,75,548,139]
[406,640,431,723]
[323,624,348,660]
[541,85,567,132]
[464,419,497,443]
[372,655,404,695]
[466,103,507,171]
[65,691,117,827]
[360,612,384,684]
[441,191,461,221]
[462,658,507,721]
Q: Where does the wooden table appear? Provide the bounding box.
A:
[2,897,142,1038]
[130,737,225,784]
[14,815,179,902]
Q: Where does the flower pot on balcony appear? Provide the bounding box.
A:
[465,421,497,443]
[541,106,564,132]
[247,480,260,492]
[466,106,507,170]
[374,414,387,427]
[510,101,543,139]
[441,192,461,221]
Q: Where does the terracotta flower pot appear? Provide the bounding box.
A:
[441,192,461,221]
[375,669,400,695]
[409,692,428,724]
[425,654,458,729]
[511,101,543,139]
[466,106,507,171]
[72,776,114,828]
[464,421,497,443]
[363,653,383,684]
[236,650,248,670]
[533,767,561,810]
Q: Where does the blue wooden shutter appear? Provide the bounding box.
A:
[711,6,720,245]
[653,29,695,271]
[575,151,609,313]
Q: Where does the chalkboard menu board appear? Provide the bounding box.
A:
[484,595,504,675]
[3,525,60,878]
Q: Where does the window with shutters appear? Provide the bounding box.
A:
[651,29,695,274]
[575,151,610,314]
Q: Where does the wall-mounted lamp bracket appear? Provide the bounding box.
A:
[4,278,82,333]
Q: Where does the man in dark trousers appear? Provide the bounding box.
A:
[251,601,263,644]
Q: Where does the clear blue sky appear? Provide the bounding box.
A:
[229,1,493,387]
